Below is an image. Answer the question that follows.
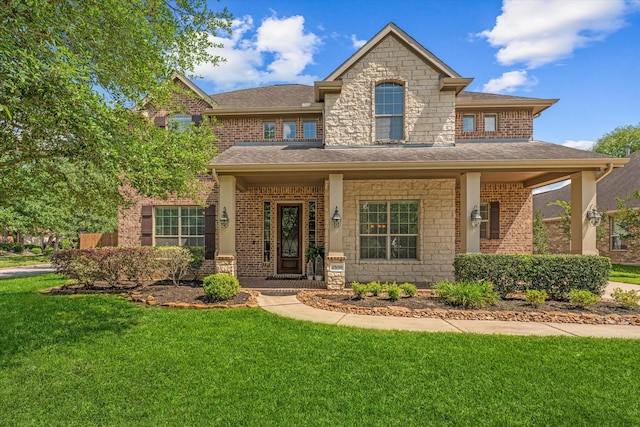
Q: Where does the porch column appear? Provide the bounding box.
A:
[326,174,346,289]
[460,172,481,253]
[570,171,598,255]
[216,175,237,276]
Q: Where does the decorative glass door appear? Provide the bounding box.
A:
[278,204,301,274]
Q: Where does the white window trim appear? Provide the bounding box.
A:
[154,206,204,247]
[484,114,497,132]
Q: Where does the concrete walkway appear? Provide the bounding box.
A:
[0,264,56,279]
[257,281,640,339]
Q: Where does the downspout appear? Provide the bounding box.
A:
[596,163,614,182]
[209,167,220,186]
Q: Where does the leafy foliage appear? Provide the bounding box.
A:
[367,281,383,296]
[385,283,402,301]
[434,281,499,309]
[591,124,640,157]
[614,190,640,241]
[400,282,418,297]
[532,209,549,254]
[567,290,600,308]
[154,247,192,286]
[610,288,640,309]
[454,254,611,299]
[0,1,231,210]
[202,274,240,302]
[351,282,368,299]
[524,289,548,307]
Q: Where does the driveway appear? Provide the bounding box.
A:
[0,264,56,279]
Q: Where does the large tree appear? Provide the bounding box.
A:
[591,124,640,157]
[0,0,232,207]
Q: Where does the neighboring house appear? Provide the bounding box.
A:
[534,149,640,264]
[118,23,627,288]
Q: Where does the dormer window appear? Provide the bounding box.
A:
[167,114,192,132]
[375,82,404,140]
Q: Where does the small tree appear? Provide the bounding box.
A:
[532,210,549,254]
[614,190,640,243]
[549,200,607,242]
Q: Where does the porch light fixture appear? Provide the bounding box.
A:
[586,206,601,227]
[220,207,229,228]
[332,206,342,228]
[470,205,482,228]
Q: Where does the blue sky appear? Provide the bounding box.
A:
[195,0,640,151]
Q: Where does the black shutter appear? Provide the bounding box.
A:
[154,115,167,128]
[490,201,500,240]
[204,204,216,260]
[141,205,153,246]
[192,115,202,126]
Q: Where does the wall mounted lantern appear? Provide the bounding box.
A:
[220,207,230,228]
[470,205,482,228]
[332,206,342,228]
[586,206,602,227]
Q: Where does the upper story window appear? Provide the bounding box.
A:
[484,114,497,132]
[263,122,276,139]
[303,121,317,139]
[462,115,475,132]
[283,122,296,139]
[167,114,192,132]
[375,82,404,140]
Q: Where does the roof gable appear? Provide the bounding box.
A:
[170,71,214,107]
[325,23,462,81]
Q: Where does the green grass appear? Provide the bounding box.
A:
[0,253,50,268]
[610,263,640,285]
[1,275,640,426]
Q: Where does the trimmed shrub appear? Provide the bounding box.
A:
[435,281,499,309]
[400,282,418,297]
[386,283,402,301]
[454,254,610,299]
[351,282,368,299]
[203,274,240,301]
[30,247,43,255]
[568,290,600,308]
[185,246,205,281]
[524,289,547,307]
[154,246,192,286]
[45,247,54,256]
[610,288,640,309]
[12,244,24,253]
[367,281,382,296]
[120,247,156,286]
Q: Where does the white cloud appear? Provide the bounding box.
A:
[194,15,322,92]
[351,34,367,49]
[482,70,538,93]
[563,140,596,151]
[480,0,630,68]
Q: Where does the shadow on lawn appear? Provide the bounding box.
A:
[0,279,140,366]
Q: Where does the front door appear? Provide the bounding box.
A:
[277,204,302,274]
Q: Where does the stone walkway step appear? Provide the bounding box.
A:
[256,294,640,338]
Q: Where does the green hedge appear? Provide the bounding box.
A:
[454,254,611,299]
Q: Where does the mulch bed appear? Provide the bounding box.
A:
[297,290,640,326]
[43,281,259,309]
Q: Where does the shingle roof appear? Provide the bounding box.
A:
[209,84,315,109]
[456,91,551,102]
[212,140,618,168]
[533,150,640,217]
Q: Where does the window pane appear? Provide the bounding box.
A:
[360,236,386,259]
[155,237,180,246]
[484,115,496,132]
[390,201,418,234]
[264,202,271,262]
[359,202,387,234]
[376,116,403,140]
[463,115,475,132]
[181,207,204,236]
[263,123,276,139]
[391,236,417,259]
[375,83,403,115]
[283,122,296,139]
[167,114,192,132]
[183,237,204,247]
[303,121,317,139]
[155,207,179,236]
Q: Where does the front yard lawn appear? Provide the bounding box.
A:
[610,263,640,285]
[1,275,639,426]
[0,253,50,268]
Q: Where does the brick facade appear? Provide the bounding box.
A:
[341,179,456,285]
[455,110,533,140]
[455,183,533,254]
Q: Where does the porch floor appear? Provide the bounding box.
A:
[239,277,326,292]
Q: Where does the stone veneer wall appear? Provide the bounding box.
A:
[455,110,533,140]
[545,217,640,264]
[455,183,533,254]
[235,185,325,277]
[324,35,455,146]
[341,179,456,285]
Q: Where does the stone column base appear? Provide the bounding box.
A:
[326,253,347,290]
[215,253,237,277]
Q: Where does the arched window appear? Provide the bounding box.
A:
[167,113,192,132]
[375,82,404,140]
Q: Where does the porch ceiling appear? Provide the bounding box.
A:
[210,140,628,189]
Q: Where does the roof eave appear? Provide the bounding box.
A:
[455,98,559,116]
[202,104,324,117]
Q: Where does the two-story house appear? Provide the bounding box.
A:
[118,23,627,288]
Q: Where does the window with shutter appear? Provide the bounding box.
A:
[490,201,500,239]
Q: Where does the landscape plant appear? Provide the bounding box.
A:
[435,281,499,309]
[351,282,368,299]
[386,282,402,301]
[568,290,600,308]
[610,287,640,308]
[524,289,548,307]
[400,282,418,297]
[367,281,383,296]
[202,274,240,302]
[154,247,192,286]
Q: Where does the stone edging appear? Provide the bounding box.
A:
[297,290,640,326]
